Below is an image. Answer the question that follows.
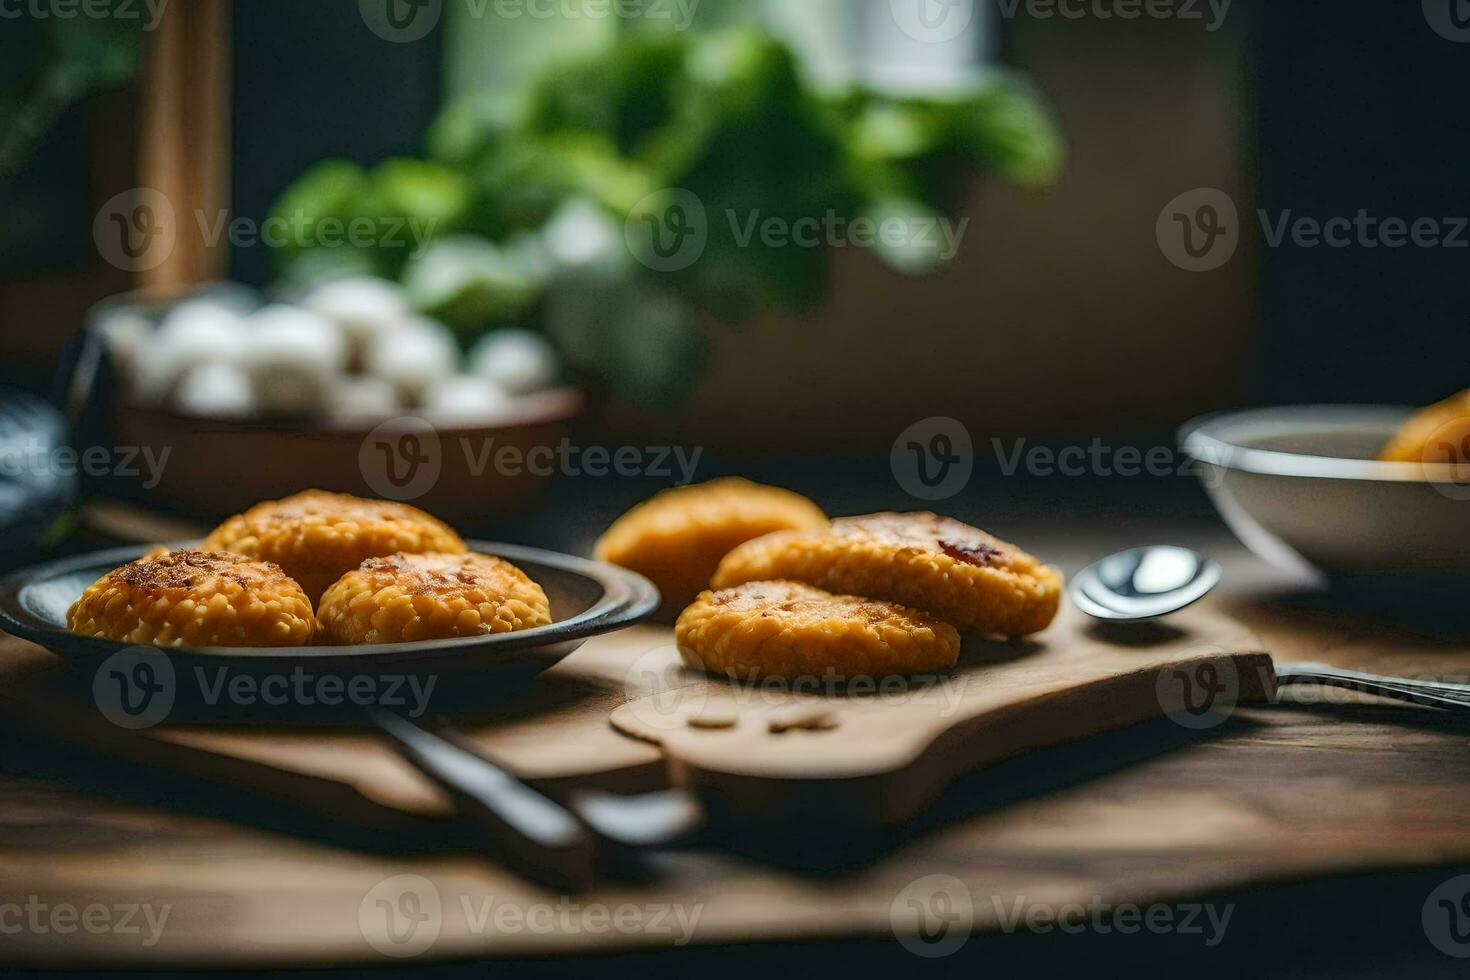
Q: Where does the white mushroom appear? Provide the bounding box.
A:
[298,276,410,365]
[467,329,560,395]
[245,304,347,417]
[92,310,154,383]
[366,316,460,406]
[133,299,249,403]
[174,361,257,419]
[424,374,514,427]
[327,374,401,425]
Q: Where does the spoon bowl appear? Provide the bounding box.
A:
[1069,546,1222,622]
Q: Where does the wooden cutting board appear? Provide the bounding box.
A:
[0,601,1270,831]
[0,627,670,825]
[613,604,1273,825]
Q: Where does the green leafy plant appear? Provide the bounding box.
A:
[271,24,1064,408]
[0,9,148,177]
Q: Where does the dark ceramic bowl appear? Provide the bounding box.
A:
[110,391,585,533]
[0,541,658,680]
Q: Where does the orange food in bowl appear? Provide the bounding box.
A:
[316,552,551,645]
[202,489,466,601]
[1380,390,1470,465]
[67,550,316,647]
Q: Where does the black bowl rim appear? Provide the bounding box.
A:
[0,541,659,666]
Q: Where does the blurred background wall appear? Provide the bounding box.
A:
[1,0,1466,454]
[624,10,1257,450]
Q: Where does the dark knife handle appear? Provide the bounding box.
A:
[430,725,706,850]
[370,710,600,890]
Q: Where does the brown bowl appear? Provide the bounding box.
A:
[111,388,585,531]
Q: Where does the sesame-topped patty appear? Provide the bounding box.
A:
[712,513,1063,637]
[202,489,466,602]
[315,552,552,645]
[675,580,960,680]
[68,550,316,648]
[593,477,828,619]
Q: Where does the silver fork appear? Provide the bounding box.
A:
[1274,663,1470,711]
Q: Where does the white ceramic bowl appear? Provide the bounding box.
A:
[1181,406,1470,579]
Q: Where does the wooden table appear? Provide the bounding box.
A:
[4,476,1470,974]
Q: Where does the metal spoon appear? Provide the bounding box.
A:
[1071,546,1470,712]
[1069,545,1221,622]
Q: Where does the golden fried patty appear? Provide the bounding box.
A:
[202,489,466,601]
[712,512,1063,637]
[1380,389,1470,465]
[68,550,316,647]
[676,580,960,680]
[594,477,827,617]
[316,552,552,645]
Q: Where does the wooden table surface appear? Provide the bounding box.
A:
[4,473,1470,975]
